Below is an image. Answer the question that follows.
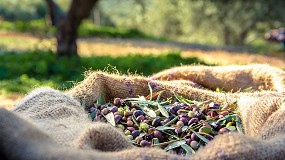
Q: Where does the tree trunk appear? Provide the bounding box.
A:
[46,0,98,57]
[223,26,231,45]
[57,0,98,57]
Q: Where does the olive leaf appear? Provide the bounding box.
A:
[104,112,115,126]
[97,92,106,105]
[235,115,244,133]
[190,129,210,144]
[156,126,175,131]
[181,144,195,155]
[140,106,156,118]
[216,114,237,124]
[164,140,186,151]
[226,126,236,131]
[89,112,96,120]
[157,102,169,118]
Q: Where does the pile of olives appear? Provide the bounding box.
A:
[88,94,243,156]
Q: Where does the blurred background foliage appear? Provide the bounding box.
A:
[1,0,285,46]
[0,0,285,96]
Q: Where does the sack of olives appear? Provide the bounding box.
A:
[7,64,285,160]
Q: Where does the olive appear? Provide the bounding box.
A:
[179,117,188,125]
[208,102,219,109]
[124,111,133,117]
[113,98,121,106]
[135,137,143,144]
[218,128,229,134]
[140,140,151,147]
[207,111,218,117]
[114,115,122,123]
[153,130,163,139]
[110,106,118,113]
[188,118,199,125]
[190,140,199,150]
[186,139,192,145]
[188,111,196,118]
[226,122,234,127]
[152,118,161,127]
[148,127,156,134]
[131,130,140,138]
[145,134,154,141]
[126,120,134,127]
[101,108,109,115]
[100,105,107,110]
[89,107,96,112]
[136,115,145,122]
[190,133,199,141]
[133,110,144,118]
[124,130,131,135]
[176,120,184,128]
[127,127,135,132]
[175,127,182,134]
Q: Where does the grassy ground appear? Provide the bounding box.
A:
[1,32,285,109]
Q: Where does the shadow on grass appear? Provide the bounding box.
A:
[0,51,207,94]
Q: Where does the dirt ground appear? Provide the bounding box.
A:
[1,33,285,109]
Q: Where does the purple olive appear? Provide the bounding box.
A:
[190,140,199,150]
[207,111,218,117]
[131,130,140,138]
[127,116,132,121]
[113,98,121,106]
[175,127,182,134]
[192,107,199,113]
[114,115,122,123]
[196,112,205,120]
[161,118,170,125]
[140,140,151,147]
[100,105,107,110]
[177,148,185,155]
[145,134,154,141]
[133,110,144,118]
[127,127,135,132]
[136,115,145,122]
[188,118,199,125]
[190,133,199,141]
[179,117,189,125]
[89,107,96,112]
[148,127,156,134]
[143,119,150,124]
[171,105,179,112]
[152,118,161,127]
[110,106,118,113]
[186,139,192,145]
[153,130,163,139]
[126,120,134,127]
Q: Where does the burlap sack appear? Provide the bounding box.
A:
[1,64,285,159]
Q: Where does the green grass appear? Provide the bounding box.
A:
[0,51,206,95]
